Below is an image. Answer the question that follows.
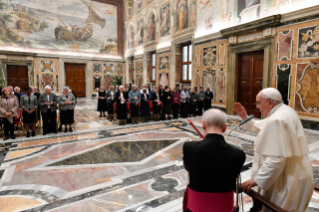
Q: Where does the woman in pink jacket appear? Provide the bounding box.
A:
[0,87,18,140]
[171,88,181,119]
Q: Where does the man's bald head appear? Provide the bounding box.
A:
[202,109,227,134]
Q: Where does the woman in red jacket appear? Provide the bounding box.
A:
[171,88,181,119]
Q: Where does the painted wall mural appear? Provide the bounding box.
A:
[160,3,170,37]
[147,12,156,42]
[0,0,118,55]
[196,0,317,37]
[137,19,145,46]
[128,25,135,49]
[175,0,188,33]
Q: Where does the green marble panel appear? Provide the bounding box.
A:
[48,140,178,166]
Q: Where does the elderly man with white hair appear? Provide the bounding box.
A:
[234,88,314,212]
[183,109,246,212]
[39,85,58,135]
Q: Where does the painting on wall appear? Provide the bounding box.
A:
[296,63,319,113]
[137,19,145,46]
[203,69,216,102]
[0,0,118,54]
[276,64,291,105]
[128,25,135,49]
[298,25,319,58]
[236,0,260,23]
[147,12,156,42]
[160,3,170,37]
[176,0,188,32]
[136,0,144,13]
[159,56,169,70]
[159,72,169,87]
[203,46,217,66]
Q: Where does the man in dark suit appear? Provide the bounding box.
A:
[39,85,58,135]
[183,109,246,212]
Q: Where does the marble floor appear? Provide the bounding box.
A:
[0,98,318,212]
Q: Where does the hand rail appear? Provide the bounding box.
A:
[239,185,289,212]
[240,184,319,212]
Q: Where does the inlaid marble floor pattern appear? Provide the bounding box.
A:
[0,98,318,212]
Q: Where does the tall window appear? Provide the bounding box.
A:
[151,53,156,82]
[181,43,192,82]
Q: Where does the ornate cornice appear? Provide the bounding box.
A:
[220,15,281,37]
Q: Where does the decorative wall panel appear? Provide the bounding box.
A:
[274,19,319,118]
[33,58,61,94]
[275,64,291,105]
[193,39,227,106]
[92,61,126,92]
[157,52,171,87]
[298,25,319,59]
[277,31,293,61]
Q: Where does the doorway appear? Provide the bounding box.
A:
[237,50,264,118]
[65,63,86,97]
[7,65,29,94]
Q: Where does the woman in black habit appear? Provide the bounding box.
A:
[116,85,128,125]
[97,86,107,117]
[162,86,172,120]
[204,87,213,111]
[151,87,161,121]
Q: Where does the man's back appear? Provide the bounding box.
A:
[183,133,246,193]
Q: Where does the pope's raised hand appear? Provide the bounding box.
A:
[233,102,247,120]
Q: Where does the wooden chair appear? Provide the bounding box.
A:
[14,109,24,136]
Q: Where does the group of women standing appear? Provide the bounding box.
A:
[97,84,214,125]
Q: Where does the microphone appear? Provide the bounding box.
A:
[238,115,254,127]
[225,114,254,140]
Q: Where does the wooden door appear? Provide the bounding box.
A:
[238,51,264,118]
[65,64,86,97]
[7,65,29,94]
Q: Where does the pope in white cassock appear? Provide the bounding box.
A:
[234,88,314,212]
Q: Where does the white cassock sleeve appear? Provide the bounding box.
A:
[241,119,265,134]
[254,156,286,191]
